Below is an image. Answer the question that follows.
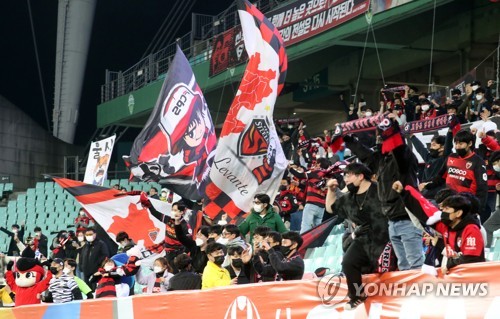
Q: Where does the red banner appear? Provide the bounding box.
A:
[209,25,248,76]
[267,0,370,46]
[3,261,500,318]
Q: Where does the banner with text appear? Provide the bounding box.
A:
[3,262,500,319]
[209,25,248,77]
[267,0,370,46]
[83,135,116,186]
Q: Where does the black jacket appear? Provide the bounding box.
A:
[410,131,453,183]
[174,224,208,274]
[168,271,202,291]
[37,234,49,258]
[79,239,110,277]
[225,263,252,284]
[345,135,419,220]
[268,248,304,281]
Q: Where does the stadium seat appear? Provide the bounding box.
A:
[4,183,13,192]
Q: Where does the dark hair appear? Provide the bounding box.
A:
[431,135,445,146]
[224,224,240,237]
[85,227,96,233]
[458,192,479,215]
[434,188,457,204]
[116,231,130,242]
[490,151,500,164]
[441,195,471,216]
[34,226,42,232]
[453,130,475,145]
[120,187,127,191]
[172,201,186,212]
[205,242,225,255]
[12,224,19,229]
[254,225,271,237]
[254,193,271,205]
[174,253,192,271]
[209,225,223,236]
[282,231,303,249]
[155,257,173,273]
[65,258,77,269]
[344,163,373,181]
[227,245,244,256]
[150,187,158,193]
[317,158,330,170]
[198,225,210,238]
[266,231,282,244]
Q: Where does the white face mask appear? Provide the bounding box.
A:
[35,232,41,237]
[365,111,372,117]
[494,165,500,173]
[85,235,94,242]
[195,238,205,247]
[217,237,228,245]
[80,211,85,216]
[153,266,164,274]
[161,192,167,198]
[62,268,71,275]
[12,229,18,234]
[421,105,430,112]
[78,236,84,242]
[253,204,264,213]
[476,94,483,101]
[104,265,114,271]
[472,85,479,91]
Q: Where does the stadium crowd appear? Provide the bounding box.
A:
[0,79,499,311]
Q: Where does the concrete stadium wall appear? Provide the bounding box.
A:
[0,95,83,191]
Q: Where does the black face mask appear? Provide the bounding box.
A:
[213,256,225,266]
[429,149,440,158]
[456,148,468,157]
[49,267,59,275]
[280,245,293,256]
[346,183,359,194]
[441,212,453,226]
[231,258,243,268]
[279,185,287,192]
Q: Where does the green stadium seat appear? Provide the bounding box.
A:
[0,184,4,193]
[36,182,45,189]
[303,259,314,273]
[313,246,327,258]
[304,248,315,259]
[4,183,13,192]
[44,182,55,189]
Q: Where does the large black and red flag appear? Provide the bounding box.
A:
[123,45,216,200]
[203,0,288,219]
[297,217,338,258]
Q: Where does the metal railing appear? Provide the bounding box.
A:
[100,0,287,103]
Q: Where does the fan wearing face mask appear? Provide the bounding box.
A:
[425,130,488,222]
[135,257,174,294]
[78,227,110,289]
[417,99,437,120]
[457,80,495,122]
[325,163,389,311]
[45,258,82,303]
[238,194,288,244]
[201,242,234,289]
[411,134,452,199]
[393,183,485,275]
[174,220,210,274]
[0,223,25,256]
[89,259,124,298]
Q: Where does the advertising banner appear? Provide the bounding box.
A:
[2,261,500,319]
[267,0,370,46]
